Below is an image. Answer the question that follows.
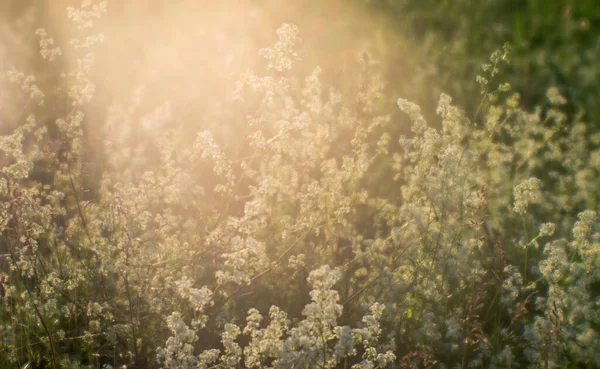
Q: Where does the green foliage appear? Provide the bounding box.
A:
[361,0,600,124]
[0,1,599,369]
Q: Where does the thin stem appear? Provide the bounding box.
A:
[124,272,140,363]
[4,237,59,369]
[521,215,529,284]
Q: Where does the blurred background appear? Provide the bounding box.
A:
[0,0,598,133]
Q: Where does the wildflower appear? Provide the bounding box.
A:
[513,177,542,214]
[539,222,556,237]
